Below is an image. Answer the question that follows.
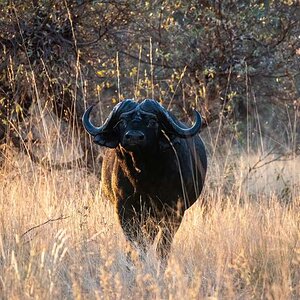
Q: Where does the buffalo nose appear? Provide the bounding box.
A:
[124,130,145,143]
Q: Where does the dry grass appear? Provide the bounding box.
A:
[0,142,299,299]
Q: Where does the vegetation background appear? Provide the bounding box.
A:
[0,0,299,298]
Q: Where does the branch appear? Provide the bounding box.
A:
[21,215,70,238]
[77,27,109,47]
[242,150,294,184]
[118,49,183,70]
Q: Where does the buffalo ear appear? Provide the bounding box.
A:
[93,132,119,148]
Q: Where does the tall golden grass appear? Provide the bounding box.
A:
[0,138,299,299]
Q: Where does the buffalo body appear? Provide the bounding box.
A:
[83,99,207,262]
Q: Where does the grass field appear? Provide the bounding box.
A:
[0,140,299,299]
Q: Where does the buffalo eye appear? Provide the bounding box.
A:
[147,119,158,128]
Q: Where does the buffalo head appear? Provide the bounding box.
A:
[82,99,202,151]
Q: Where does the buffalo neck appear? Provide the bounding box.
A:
[116,145,164,181]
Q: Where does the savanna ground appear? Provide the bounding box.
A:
[0,128,299,299]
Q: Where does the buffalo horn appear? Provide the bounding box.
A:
[82,105,104,136]
[82,100,137,136]
[163,110,202,138]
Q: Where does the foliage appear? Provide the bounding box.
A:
[0,0,299,166]
[114,0,299,136]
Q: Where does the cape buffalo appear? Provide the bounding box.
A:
[83,99,207,264]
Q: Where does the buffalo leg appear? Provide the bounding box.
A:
[156,217,181,271]
[118,207,148,253]
[117,197,161,253]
